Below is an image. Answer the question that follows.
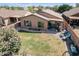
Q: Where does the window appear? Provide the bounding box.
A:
[24,20,31,27]
[10,17,17,24]
[38,21,44,28]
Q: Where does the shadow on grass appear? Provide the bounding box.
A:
[18,30,59,34]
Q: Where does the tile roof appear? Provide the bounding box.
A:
[0,9,31,18]
[69,16,79,19]
[42,9,62,19]
[63,7,79,16]
[0,9,63,22]
[27,13,63,22]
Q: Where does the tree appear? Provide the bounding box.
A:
[9,6,24,10]
[14,6,24,10]
[0,6,24,10]
[0,28,21,56]
[57,4,73,13]
[27,6,34,12]
[0,6,9,10]
[76,3,79,7]
[27,6,43,13]
[50,5,59,12]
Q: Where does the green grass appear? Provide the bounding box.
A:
[18,32,66,56]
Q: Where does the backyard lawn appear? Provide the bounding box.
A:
[18,32,67,56]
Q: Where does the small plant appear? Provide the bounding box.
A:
[0,28,21,56]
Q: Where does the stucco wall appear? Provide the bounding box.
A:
[4,18,10,26]
[20,15,48,30]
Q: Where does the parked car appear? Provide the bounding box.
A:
[70,44,79,56]
[60,30,71,41]
[60,33,66,40]
[64,31,71,38]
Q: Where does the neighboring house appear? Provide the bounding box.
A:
[0,9,64,32]
[0,9,32,28]
[0,9,31,26]
[63,7,79,27]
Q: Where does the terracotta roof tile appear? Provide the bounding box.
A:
[0,9,63,22]
[42,9,62,19]
[0,9,31,18]
[63,7,79,16]
[28,13,63,22]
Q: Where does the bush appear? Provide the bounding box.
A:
[0,28,21,56]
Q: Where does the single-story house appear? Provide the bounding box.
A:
[0,9,64,32]
[0,9,31,26]
[63,7,79,27]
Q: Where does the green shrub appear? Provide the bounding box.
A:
[0,28,21,56]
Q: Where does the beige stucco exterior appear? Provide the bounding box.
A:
[4,18,10,26]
